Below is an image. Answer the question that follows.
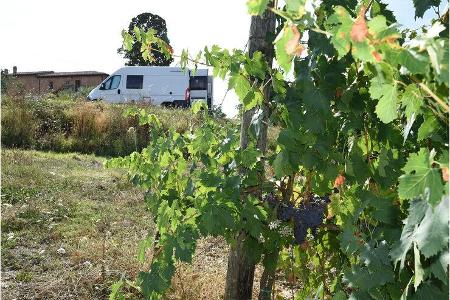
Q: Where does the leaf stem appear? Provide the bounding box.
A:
[410,76,449,112]
[268,7,292,22]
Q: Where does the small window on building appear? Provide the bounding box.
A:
[126,75,143,89]
[48,81,53,90]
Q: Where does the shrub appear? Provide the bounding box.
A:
[1,97,38,148]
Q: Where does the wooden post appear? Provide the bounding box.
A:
[224,7,275,300]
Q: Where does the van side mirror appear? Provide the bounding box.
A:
[100,83,105,90]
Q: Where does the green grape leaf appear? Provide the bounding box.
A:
[361,242,395,288]
[370,195,399,225]
[401,84,423,142]
[417,113,439,141]
[426,38,449,85]
[398,148,444,205]
[410,280,448,300]
[391,196,448,273]
[285,0,306,19]
[413,243,425,290]
[326,6,353,58]
[240,147,261,168]
[401,48,430,75]
[414,196,449,258]
[122,30,134,51]
[229,74,261,110]
[369,79,398,123]
[367,15,388,35]
[273,150,295,178]
[241,197,267,238]
[339,224,362,254]
[428,250,449,283]
[200,200,236,236]
[344,243,395,291]
[377,148,389,177]
[247,0,270,15]
[383,46,429,75]
[401,84,423,123]
[138,236,153,263]
[139,258,175,297]
[391,199,428,270]
[133,26,142,42]
[245,51,267,80]
[412,0,440,18]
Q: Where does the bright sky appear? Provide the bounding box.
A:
[0,0,446,117]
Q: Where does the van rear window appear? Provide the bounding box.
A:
[126,75,143,89]
[190,76,207,90]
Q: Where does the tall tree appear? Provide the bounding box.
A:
[118,13,173,66]
[224,6,276,300]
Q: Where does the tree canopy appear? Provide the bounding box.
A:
[118,12,173,66]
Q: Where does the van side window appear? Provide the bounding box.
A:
[190,76,207,90]
[110,75,121,89]
[126,75,143,89]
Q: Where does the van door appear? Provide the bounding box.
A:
[190,75,208,106]
[98,75,122,103]
[146,75,189,106]
[123,75,145,102]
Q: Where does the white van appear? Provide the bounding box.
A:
[87,66,212,108]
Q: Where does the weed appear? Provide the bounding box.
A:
[16,271,33,282]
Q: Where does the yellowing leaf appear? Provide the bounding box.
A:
[284,25,304,57]
[350,7,368,42]
[275,25,295,73]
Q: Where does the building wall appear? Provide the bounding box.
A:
[39,75,108,93]
[8,74,108,94]
[10,75,40,92]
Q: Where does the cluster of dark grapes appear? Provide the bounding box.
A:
[263,193,330,244]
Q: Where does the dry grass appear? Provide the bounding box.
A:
[1,150,269,300]
[1,95,203,157]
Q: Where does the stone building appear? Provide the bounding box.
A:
[4,66,108,94]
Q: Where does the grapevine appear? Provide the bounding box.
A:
[110,0,449,299]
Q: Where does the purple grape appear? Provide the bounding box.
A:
[278,203,295,221]
[264,192,278,208]
[294,220,308,244]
